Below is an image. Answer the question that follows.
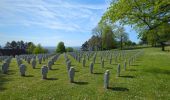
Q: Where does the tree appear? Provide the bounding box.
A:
[101,0,170,51]
[11,41,17,49]
[88,35,101,51]
[102,24,115,50]
[81,41,89,51]
[27,42,36,54]
[66,47,74,52]
[115,26,129,50]
[33,44,43,54]
[56,42,66,53]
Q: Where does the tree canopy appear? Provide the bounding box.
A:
[56,42,66,53]
[101,0,170,50]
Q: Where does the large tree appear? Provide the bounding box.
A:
[101,0,170,51]
[56,42,66,53]
[114,26,129,50]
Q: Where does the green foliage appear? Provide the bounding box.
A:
[33,44,47,54]
[56,42,66,53]
[101,0,170,50]
[26,42,36,54]
[66,47,74,52]
[81,41,89,51]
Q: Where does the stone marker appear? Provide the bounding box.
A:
[2,62,8,74]
[38,58,42,64]
[124,61,127,71]
[117,64,120,77]
[109,58,112,64]
[89,62,94,74]
[104,70,110,89]
[48,60,52,70]
[101,59,104,68]
[20,64,26,76]
[66,61,71,71]
[31,59,36,69]
[82,58,86,67]
[41,65,48,79]
[69,67,75,83]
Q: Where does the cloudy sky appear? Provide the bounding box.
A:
[0,0,139,47]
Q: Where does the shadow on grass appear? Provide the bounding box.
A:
[73,81,88,85]
[75,70,79,72]
[46,78,58,80]
[51,68,59,70]
[127,69,137,71]
[34,68,41,69]
[104,67,113,69]
[108,87,129,91]
[110,64,117,65]
[24,75,34,77]
[93,72,103,75]
[144,68,170,75]
[131,64,140,66]
[120,75,135,78]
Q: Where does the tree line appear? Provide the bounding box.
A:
[2,41,48,54]
[81,23,136,51]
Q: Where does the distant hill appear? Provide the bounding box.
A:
[44,46,81,53]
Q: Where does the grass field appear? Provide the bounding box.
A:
[0,47,170,100]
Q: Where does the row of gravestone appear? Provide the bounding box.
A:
[1,50,143,89]
[104,50,144,89]
[1,53,60,76]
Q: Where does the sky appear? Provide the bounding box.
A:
[0,0,139,47]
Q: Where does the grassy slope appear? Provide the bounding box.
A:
[0,48,170,100]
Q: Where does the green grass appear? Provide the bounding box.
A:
[0,48,170,100]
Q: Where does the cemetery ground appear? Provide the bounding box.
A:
[0,47,170,100]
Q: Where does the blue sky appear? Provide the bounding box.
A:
[0,0,139,47]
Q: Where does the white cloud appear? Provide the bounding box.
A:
[0,0,107,33]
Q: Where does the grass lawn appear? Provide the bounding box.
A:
[0,47,170,100]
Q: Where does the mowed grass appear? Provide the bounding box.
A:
[0,48,170,100]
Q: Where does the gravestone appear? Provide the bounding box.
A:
[2,62,8,74]
[20,64,26,76]
[82,58,86,67]
[117,64,120,77]
[66,61,71,71]
[38,58,42,64]
[104,70,110,89]
[124,61,127,71]
[41,65,48,79]
[101,59,104,68]
[89,62,94,74]
[48,60,52,70]
[69,67,75,83]
[31,59,36,69]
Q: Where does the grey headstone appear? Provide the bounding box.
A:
[66,61,71,71]
[2,62,8,74]
[41,65,48,79]
[101,59,104,68]
[104,70,110,89]
[124,61,127,71]
[20,64,26,76]
[69,67,75,83]
[89,62,93,74]
[117,64,120,77]
[32,59,36,69]
[48,60,52,70]
[82,58,86,67]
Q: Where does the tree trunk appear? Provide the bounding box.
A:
[161,42,165,51]
[120,36,123,50]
